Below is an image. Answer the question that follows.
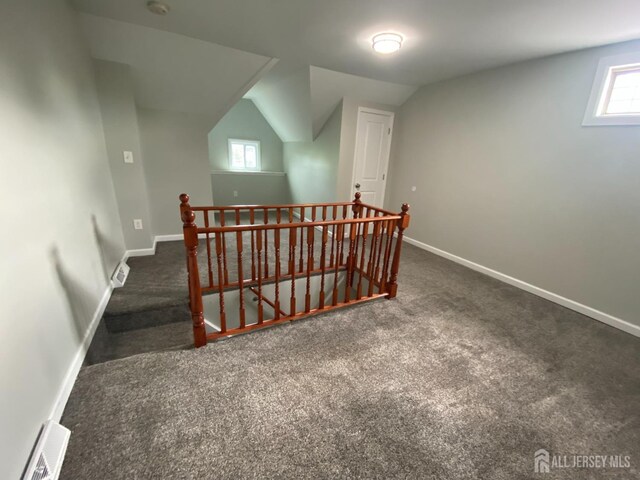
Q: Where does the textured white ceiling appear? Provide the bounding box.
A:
[73,0,640,86]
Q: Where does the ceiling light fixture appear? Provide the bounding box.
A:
[372,33,403,54]
[147,1,170,15]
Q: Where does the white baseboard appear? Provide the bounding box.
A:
[155,234,184,242]
[124,233,211,259]
[49,281,114,422]
[403,235,640,338]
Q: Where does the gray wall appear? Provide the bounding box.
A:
[209,99,283,171]
[209,98,290,205]
[138,107,215,235]
[387,39,640,328]
[0,1,126,477]
[283,103,342,204]
[94,60,154,250]
[210,173,291,206]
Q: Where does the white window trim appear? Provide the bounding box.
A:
[583,51,640,126]
[227,138,261,171]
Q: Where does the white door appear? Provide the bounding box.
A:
[352,107,394,207]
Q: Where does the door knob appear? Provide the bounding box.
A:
[355,183,361,189]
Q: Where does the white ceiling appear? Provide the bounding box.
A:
[79,14,275,123]
[73,0,640,86]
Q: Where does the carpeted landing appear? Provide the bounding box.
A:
[61,244,640,479]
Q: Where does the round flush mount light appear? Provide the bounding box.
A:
[147,1,170,15]
[372,33,403,54]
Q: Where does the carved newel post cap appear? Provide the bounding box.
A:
[182,209,196,225]
[354,192,362,201]
[401,203,410,214]
[179,193,190,204]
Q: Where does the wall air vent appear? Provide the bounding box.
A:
[111,261,130,288]
[23,420,70,480]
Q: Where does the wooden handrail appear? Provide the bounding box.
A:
[195,215,401,234]
[189,201,355,211]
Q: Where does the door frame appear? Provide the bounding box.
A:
[350,106,395,207]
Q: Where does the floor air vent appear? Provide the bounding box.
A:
[23,420,70,480]
[111,261,130,288]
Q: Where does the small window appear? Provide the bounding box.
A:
[583,52,640,126]
[602,66,640,115]
[228,139,261,171]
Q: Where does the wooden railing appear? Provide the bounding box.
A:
[179,193,410,347]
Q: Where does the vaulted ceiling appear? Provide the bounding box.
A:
[73,0,640,140]
[73,0,640,85]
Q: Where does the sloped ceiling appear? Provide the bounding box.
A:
[245,65,312,143]
[309,67,416,139]
[79,14,277,124]
[244,64,417,142]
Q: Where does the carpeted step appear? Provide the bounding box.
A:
[103,302,190,333]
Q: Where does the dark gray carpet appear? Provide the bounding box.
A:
[61,243,640,479]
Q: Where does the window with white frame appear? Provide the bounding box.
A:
[583,52,640,126]
[228,139,261,171]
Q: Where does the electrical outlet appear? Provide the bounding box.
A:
[123,151,134,164]
[133,219,143,230]
[233,190,238,197]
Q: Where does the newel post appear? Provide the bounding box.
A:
[352,191,363,218]
[387,203,410,299]
[181,195,207,348]
[346,192,363,287]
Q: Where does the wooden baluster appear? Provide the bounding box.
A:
[339,206,347,265]
[319,225,328,309]
[182,209,206,347]
[249,208,256,281]
[256,225,264,324]
[374,216,387,286]
[332,224,343,306]
[329,205,337,267]
[214,231,227,333]
[289,223,297,316]
[379,219,394,294]
[367,215,381,297]
[274,228,281,319]
[288,208,294,275]
[263,209,269,278]
[356,210,370,300]
[305,226,314,312]
[387,204,411,298]
[344,222,358,303]
[220,211,229,286]
[298,207,305,273]
[236,231,245,329]
[203,210,214,289]
[349,193,362,288]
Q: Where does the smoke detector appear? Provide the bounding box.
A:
[147,1,170,15]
